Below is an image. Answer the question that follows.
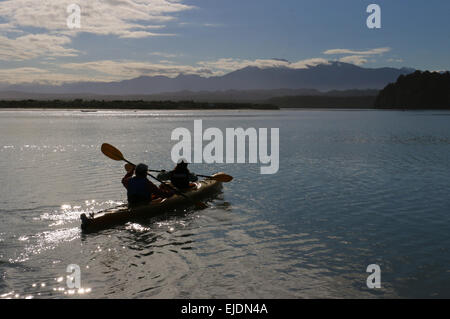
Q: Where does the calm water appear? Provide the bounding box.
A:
[0,109,449,299]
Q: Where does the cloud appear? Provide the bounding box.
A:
[0,48,402,85]
[2,57,334,84]
[0,0,194,38]
[290,58,330,69]
[5,50,400,85]
[387,58,404,63]
[337,55,368,66]
[60,60,213,78]
[324,47,391,55]
[0,67,118,84]
[0,0,193,61]
[202,23,223,27]
[197,57,330,74]
[149,52,181,58]
[5,57,329,84]
[323,47,391,66]
[178,22,223,27]
[197,58,288,73]
[0,22,22,33]
[0,34,79,61]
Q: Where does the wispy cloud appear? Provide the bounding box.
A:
[323,47,391,65]
[0,44,397,84]
[387,58,404,63]
[197,58,289,73]
[0,67,118,84]
[0,54,368,84]
[324,47,391,55]
[202,23,223,27]
[10,57,330,84]
[60,60,213,78]
[0,0,194,39]
[290,58,330,69]
[178,22,223,27]
[0,0,194,63]
[337,55,368,66]
[149,52,182,58]
[197,57,329,74]
[0,34,79,61]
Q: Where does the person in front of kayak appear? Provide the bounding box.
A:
[122,163,171,208]
[157,160,198,189]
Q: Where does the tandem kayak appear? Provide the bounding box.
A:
[80,177,223,232]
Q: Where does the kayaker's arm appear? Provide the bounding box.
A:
[122,169,134,188]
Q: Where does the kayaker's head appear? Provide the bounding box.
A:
[135,163,148,177]
[174,159,188,172]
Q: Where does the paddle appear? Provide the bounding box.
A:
[124,163,233,183]
[101,143,208,209]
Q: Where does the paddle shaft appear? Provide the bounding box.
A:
[146,168,216,179]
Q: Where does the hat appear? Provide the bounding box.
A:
[177,159,188,166]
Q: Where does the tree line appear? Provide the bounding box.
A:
[375,71,450,109]
[0,99,279,110]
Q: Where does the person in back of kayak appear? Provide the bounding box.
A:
[157,160,198,189]
[122,163,171,207]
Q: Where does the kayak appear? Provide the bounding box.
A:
[81,178,222,232]
[80,177,222,232]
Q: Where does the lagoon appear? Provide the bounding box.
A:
[0,109,449,298]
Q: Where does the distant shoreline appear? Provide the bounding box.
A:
[2,106,450,112]
[1,98,449,111]
[0,99,279,110]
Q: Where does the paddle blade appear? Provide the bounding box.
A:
[210,172,233,183]
[101,143,125,161]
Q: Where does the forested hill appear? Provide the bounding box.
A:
[375,71,450,109]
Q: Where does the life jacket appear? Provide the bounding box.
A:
[170,171,190,189]
[127,177,151,207]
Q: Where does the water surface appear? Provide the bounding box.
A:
[0,109,449,298]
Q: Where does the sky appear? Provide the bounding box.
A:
[0,0,449,84]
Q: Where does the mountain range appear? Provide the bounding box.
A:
[2,62,415,97]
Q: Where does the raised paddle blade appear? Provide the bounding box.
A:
[210,173,233,183]
[101,143,125,161]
